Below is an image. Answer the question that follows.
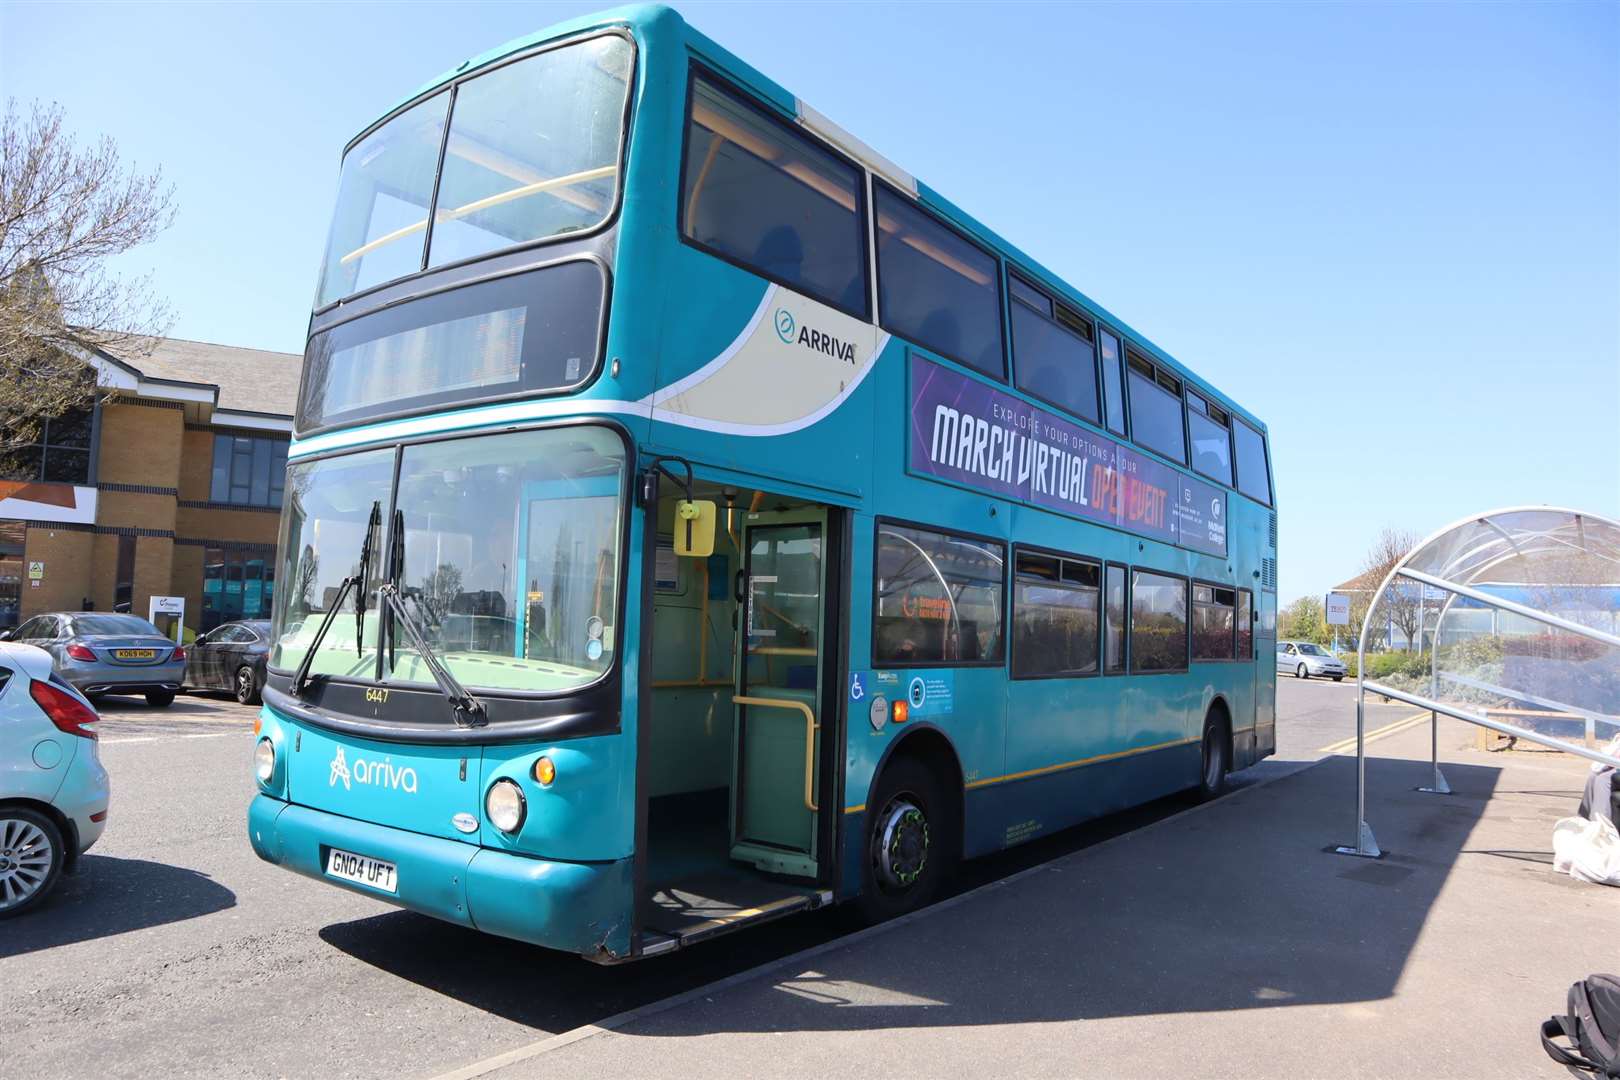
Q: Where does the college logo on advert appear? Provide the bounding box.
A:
[329,746,418,794]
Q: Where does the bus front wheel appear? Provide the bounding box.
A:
[859,756,955,924]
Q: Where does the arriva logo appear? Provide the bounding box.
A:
[774,306,856,364]
[329,746,418,794]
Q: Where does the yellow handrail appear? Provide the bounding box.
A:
[734,694,819,812]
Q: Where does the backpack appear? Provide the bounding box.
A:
[1542,974,1620,1077]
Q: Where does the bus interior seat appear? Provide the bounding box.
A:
[753,225,803,283]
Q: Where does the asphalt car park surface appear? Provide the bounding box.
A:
[3,681,1408,1079]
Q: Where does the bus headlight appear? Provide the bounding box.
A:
[485,779,526,834]
[254,737,275,784]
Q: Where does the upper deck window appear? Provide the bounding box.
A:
[1186,390,1233,486]
[429,38,632,268]
[315,35,632,307]
[316,93,450,306]
[1099,329,1126,436]
[1125,349,1187,465]
[1233,418,1272,505]
[1009,273,1098,424]
[681,75,868,317]
[874,185,1004,378]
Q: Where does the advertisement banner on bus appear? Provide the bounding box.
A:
[907,354,1226,556]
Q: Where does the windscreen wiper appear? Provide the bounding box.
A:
[378,582,487,728]
[354,501,381,653]
[291,500,382,698]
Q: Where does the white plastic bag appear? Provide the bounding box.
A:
[1553,814,1620,886]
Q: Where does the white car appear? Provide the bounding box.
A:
[0,641,110,917]
[1276,640,1348,681]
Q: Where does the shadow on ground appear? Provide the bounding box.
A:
[315,760,1318,1035]
[2,855,236,958]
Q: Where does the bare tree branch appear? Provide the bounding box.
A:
[1,99,175,450]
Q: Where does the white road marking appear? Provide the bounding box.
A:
[100,732,242,746]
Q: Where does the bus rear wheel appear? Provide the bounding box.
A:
[1197,712,1230,801]
[859,756,955,924]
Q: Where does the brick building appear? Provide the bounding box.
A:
[1,336,299,634]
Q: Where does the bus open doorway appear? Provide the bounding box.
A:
[637,483,843,954]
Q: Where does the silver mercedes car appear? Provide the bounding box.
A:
[2,613,186,706]
[1276,640,1347,681]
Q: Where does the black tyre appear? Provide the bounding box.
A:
[233,666,260,706]
[1295,663,1308,680]
[0,807,65,919]
[1332,675,1344,683]
[858,756,957,924]
[145,690,175,708]
[1197,712,1230,801]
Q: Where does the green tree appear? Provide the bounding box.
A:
[1279,595,1330,644]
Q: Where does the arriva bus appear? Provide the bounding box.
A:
[249,4,1278,962]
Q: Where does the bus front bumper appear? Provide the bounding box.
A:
[248,794,632,958]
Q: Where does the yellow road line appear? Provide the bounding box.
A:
[1319,711,1431,755]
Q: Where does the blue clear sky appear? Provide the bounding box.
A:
[4,1,1616,604]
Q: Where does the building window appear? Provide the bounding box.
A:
[0,522,23,630]
[202,546,275,630]
[210,434,288,508]
[681,75,869,317]
[1192,583,1237,660]
[114,535,136,613]
[0,407,94,485]
[1233,418,1272,506]
[1187,391,1234,487]
[1130,569,1187,673]
[1104,563,1127,674]
[1012,550,1100,677]
[1125,351,1186,464]
[1009,274,1099,424]
[874,183,1005,379]
[874,523,1005,665]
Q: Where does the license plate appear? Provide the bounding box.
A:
[325,848,397,894]
[114,648,156,660]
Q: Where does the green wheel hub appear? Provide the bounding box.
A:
[874,798,929,891]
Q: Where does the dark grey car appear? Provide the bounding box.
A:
[3,613,186,706]
[186,620,271,704]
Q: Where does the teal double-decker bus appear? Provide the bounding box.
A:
[249,4,1278,961]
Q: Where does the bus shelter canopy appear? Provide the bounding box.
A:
[1364,507,1620,747]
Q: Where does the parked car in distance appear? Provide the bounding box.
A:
[0,641,109,917]
[1,613,186,707]
[186,620,272,705]
[1276,640,1347,681]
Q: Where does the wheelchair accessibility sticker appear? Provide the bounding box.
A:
[849,672,867,702]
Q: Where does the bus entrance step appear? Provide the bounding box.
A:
[645,871,828,947]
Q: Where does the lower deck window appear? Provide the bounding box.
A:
[1104,564,1126,673]
[1012,551,1099,677]
[1236,589,1253,659]
[1192,583,1237,660]
[1130,569,1187,673]
[874,524,1004,664]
